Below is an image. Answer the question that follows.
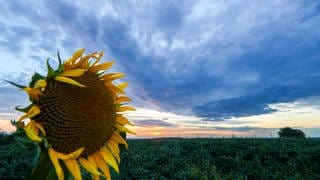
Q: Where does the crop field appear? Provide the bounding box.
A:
[1,134,320,179]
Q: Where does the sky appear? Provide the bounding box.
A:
[0,0,319,138]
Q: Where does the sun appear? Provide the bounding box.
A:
[9,49,135,180]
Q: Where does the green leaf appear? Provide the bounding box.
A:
[46,58,56,79]
[25,148,59,180]
[15,137,36,149]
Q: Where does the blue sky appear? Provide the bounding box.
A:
[0,0,320,137]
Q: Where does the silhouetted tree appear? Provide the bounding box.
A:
[278,127,306,138]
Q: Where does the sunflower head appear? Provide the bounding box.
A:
[10,49,135,180]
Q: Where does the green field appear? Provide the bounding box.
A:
[1,133,320,179]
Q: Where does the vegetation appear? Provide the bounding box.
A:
[1,133,320,179]
[279,127,306,138]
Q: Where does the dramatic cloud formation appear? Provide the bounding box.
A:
[0,0,319,137]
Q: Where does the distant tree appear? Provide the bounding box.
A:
[278,127,306,138]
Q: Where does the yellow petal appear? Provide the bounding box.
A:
[116,115,133,126]
[107,141,120,163]
[23,87,42,100]
[34,79,47,89]
[114,124,136,135]
[64,159,82,180]
[56,147,84,160]
[112,133,128,149]
[100,73,125,82]
[92,175,100,180]
[78,53,100,68]
[25,121,42,142]
[92,153,111,179]
[34,121,46,136]
[107,140,120,158]
[104,83,124,95]
[114,96,132,104]
[117,82,128,91]
[117,106,136,112]
[91,51,104,67]
[49,148,64,180]
[55,76,86,87]
[89,62,114,73]
[79,158,101,176]
[71,48,85,63]
[88,155,98,170]
[59,69,87,77]
[18,106,40,122]
[100,147,119,173]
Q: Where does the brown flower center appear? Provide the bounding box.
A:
[33,72,116,157]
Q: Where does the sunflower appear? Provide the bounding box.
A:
[9,49,135,180]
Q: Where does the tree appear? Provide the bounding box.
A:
[278,127,306,138]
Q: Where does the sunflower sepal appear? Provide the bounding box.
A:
[29,73,46,88]
[4,80,26,89]
[56,51,64,74]
[15,104,33,113]
[46,58,57,79]
[44,139,50,149]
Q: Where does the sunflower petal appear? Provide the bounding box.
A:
[71,48,85,63]
[92,175,100,180]
[23,87,42,100]
[112,133,128,149]
[114,124,136,135]
[107,141,120,163]
[100,147,119,173]
[64,159,82,180]
[100,73,125,82]
[104,83,124,95]
[55,76,86,87]
[34,79,47,89]
[18,105,40,122]
[116,115,133,126]
[56,147,84,160]
[91,51,104,67]
[59,69,87,77]
[49,148,64,180]
[34,121,46,136]
[107,140,120,158]
[92,153,111,179]
[117,82,128,91]
[25,121,42,142]
[89,62,114,73]
[117,106,136,112]
[79,158,101,176]
[114,96,132,104]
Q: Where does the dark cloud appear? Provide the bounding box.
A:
[133,119,175,127]
[193,82,320,120]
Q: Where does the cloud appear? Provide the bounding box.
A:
[133,119,175,127]
[193,83,320,119]
[0,0,319,129]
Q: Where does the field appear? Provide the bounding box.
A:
[1,133,320,179]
